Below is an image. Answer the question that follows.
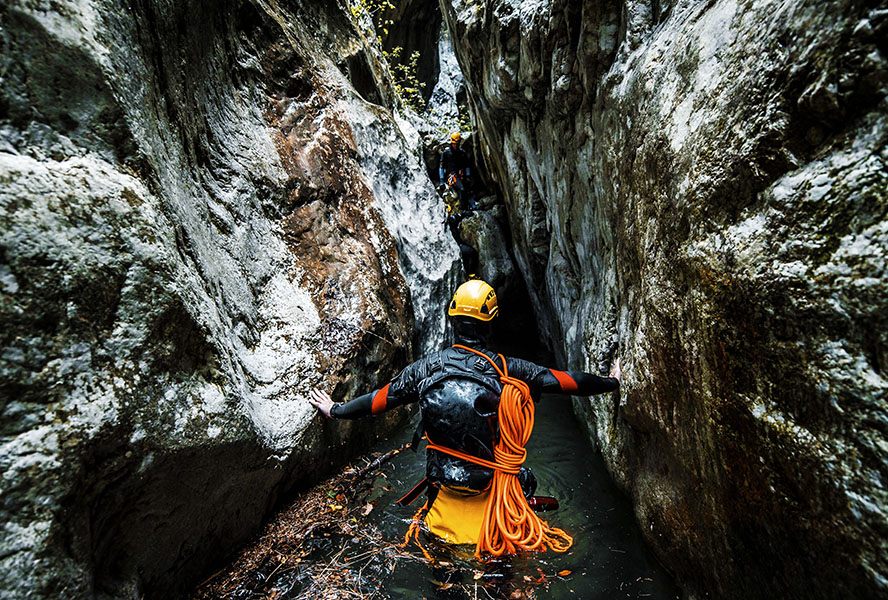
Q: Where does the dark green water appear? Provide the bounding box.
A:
[356,394,681,599]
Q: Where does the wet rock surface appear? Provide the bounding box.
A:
[0,1,457,598]
[443,0,888,598]
[458,204,515,293]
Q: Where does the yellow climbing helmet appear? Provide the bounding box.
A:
[448,279,498,322]
[450,131,461,144]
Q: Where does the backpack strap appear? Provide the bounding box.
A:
[410,418,425,452]
[451,344,507,379]
[396,477,429,507]
[416,349,502,397]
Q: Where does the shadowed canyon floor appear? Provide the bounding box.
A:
[191,394,679,600]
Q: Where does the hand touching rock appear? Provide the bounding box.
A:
[609,357,622,384]
[308,388,335,418]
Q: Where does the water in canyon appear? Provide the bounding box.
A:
[204,388,681,600]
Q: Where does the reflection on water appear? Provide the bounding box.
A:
[351,394,681,599]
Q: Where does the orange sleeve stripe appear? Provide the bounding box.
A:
[371,383,390,415]
[549,369,578,392]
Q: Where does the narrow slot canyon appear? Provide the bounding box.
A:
[0,1,885,600]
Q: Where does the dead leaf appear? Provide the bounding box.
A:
[473,571,483,580]
[361,503,374,516]
[558,569,572,577]
[438,582,453,590]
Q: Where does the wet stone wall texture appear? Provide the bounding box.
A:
[0,1,458,598]
[442,0,887,598]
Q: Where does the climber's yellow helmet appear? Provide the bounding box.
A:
[450,131,462,144]
[448,280,498,322]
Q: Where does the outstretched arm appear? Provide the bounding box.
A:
[308,385,393,419]
[307,359,425,419]
[541,357,621,395]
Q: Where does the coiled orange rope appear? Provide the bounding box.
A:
[424,345,574,557]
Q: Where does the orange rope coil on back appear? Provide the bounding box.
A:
[424,345,573,557]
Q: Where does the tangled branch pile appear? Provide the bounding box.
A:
[191,445,411,600]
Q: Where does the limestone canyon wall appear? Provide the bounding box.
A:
[0,1,458,598]
[443,0,887,598]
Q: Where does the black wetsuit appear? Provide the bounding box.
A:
[439,145,470,179]
[330,343,618,495]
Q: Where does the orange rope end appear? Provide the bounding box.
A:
[400,502,433,561]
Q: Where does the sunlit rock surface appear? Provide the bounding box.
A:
[443,0,887,597]
[419,29,470,180]
[0,0,457,598]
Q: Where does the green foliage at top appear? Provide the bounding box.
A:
[347,0,474,137]
[348,0,426,113]
[349,0,395,35]
[384,47,426,112]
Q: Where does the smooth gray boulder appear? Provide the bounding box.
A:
[0,1,458,598]
[458,203,516,293]
[443,0,887,597]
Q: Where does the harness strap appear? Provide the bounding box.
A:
[425,438,521,475]
[452,344,506,377]
[410,419,425,452]
[396,477,429,507]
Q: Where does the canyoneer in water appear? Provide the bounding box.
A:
[308,280,621,558]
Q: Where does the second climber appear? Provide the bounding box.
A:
[438,131,475,211]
